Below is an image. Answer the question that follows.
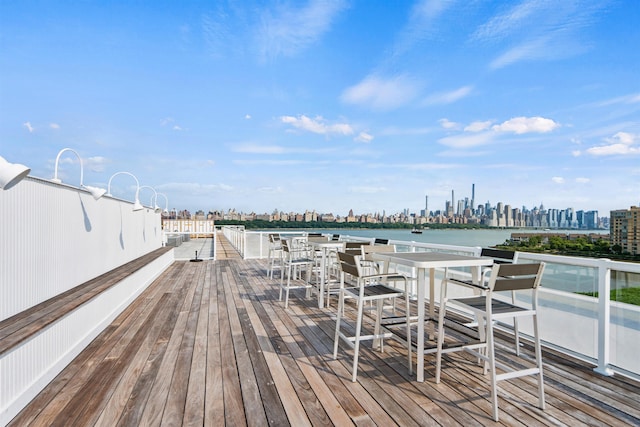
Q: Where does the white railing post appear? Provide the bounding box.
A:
[241,227,246,259]
[594,258,614,376]
[213,228,218,261]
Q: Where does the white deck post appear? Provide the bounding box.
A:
[594,258,614,376]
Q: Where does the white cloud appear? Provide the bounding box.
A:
[586,132,640,156]
[464,120,492,132]
[173,125,183,131]
[341,74,421,111]
[50,123,60,130]
[23,122,34,133]
[576,177,590,183]
[436,116,559,149]
[492,116,560,134]
[606,131,636,145]
[280,114,354,136]
[438,118,460,130]
[552,176,565,184]
[245,114,252,119]
[354,132,374,143]
[422,85,473,105]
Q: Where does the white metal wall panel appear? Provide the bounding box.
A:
[0,177,163,321]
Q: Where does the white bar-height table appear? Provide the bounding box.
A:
[371,252,493,382]
[307,239,345,308]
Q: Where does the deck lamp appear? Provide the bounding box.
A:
[156,192,169,214]
[139,185,162,213]
[51,148,106,200]
[106,171,144,211]
[0,155,31,190]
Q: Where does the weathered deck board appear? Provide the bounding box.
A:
[9,256,640,426]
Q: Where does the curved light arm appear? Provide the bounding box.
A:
[51,148,105,199]
[52,148,83,185]
[156,192,169,214]
[139,185,161,213]
[106,171,143,211]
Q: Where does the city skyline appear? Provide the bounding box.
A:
[183,184,610,230]
[1,1,639,216]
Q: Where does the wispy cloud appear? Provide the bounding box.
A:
[341,74,422,111]
[257,0,348,61]
[473,0,609,69]
[438,132,497,149]
[23,122,34,133]
[390,0,453,60]
[85,156,108,172]
[280,114,354,136]
[422,85,473,106]
[439,118,461,130]
[464,121,492,132]
[354,132,374,143]
[592,92,640,107]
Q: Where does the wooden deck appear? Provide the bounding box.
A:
[9,256,640,426]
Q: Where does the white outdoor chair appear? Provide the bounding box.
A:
[435,262,546,422]
[333,251,412,382]
[266,233,283,279]
[279,239,314,308]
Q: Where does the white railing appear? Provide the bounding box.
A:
[221,227,640,381]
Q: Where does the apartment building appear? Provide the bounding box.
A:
[610,206,640,255]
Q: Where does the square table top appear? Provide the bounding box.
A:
[370,251,493,269]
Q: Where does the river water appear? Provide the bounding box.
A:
[304,228,607,248]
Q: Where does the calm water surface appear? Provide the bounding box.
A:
[305,228,607,248]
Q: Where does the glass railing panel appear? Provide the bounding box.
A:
[610,270,640,373]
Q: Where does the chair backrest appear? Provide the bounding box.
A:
[337,251,362,279]
[344,241,367,255]
[280,239,291,253]
[268,233,281,244]
[361,244,396,260]
[307,233,323,237]
[481,248,517,264]
[374,238,389,245]
[331,234,341,241]
[489,263,545,292]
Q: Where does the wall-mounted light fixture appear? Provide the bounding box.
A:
[156,192,169,215]
[0,155,31,190]
[139,185,162,213]
[106,171,143,211]
[51,148,106,200]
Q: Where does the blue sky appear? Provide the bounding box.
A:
[1,0,639,217]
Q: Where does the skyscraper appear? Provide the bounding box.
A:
[471,183,475,211]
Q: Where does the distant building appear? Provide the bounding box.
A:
[610,206,640,255]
